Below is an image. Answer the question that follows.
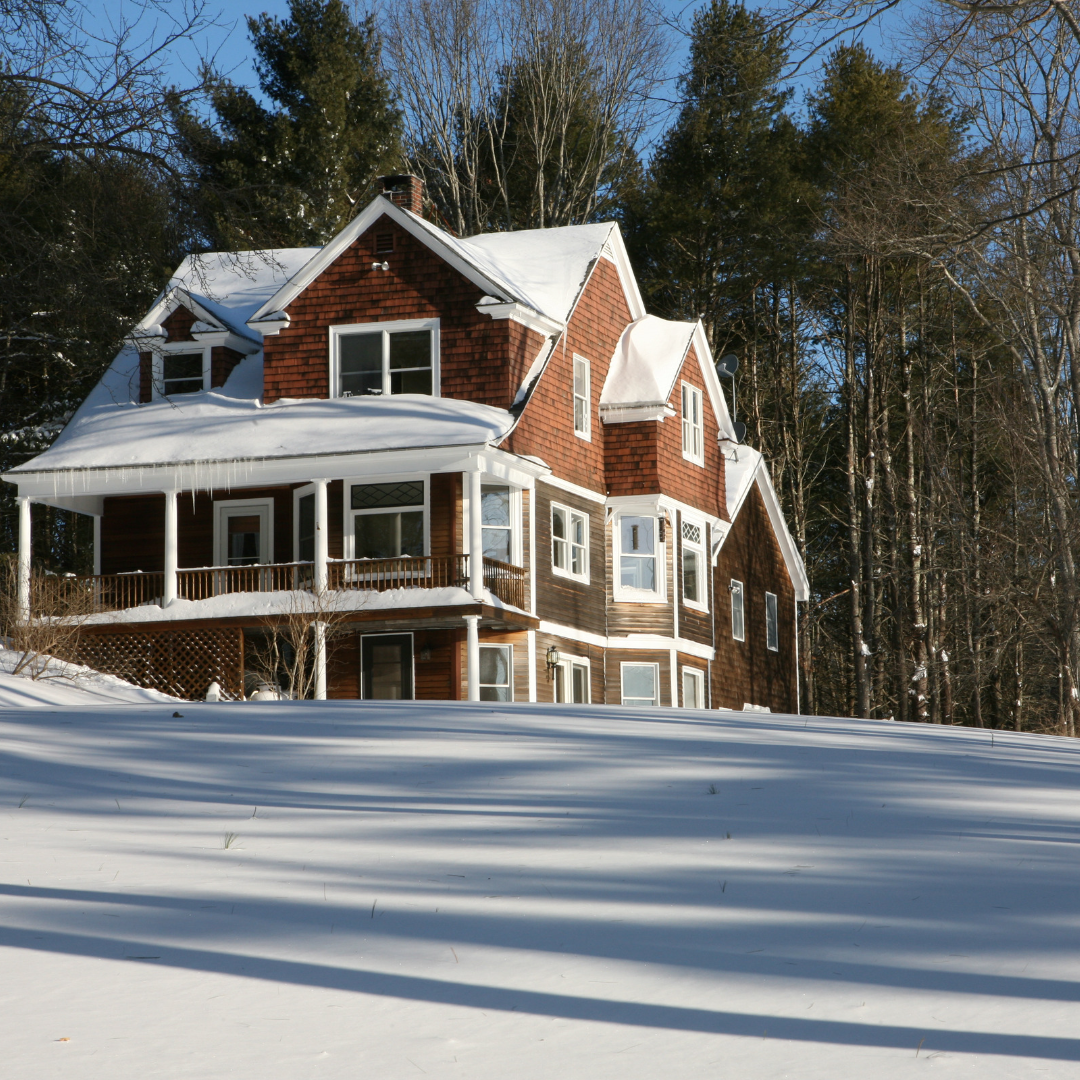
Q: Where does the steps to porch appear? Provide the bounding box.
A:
[38,554,526,617]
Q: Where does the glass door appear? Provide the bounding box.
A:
[361,634,414,699]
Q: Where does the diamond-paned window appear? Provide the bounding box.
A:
[682,521,701,545]
[351,481,425,510]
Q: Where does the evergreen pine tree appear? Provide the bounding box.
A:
[174,0,402,249]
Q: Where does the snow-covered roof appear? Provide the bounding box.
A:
[247,198,644,331]
[138,248,320,344]
[600,315,696,407]
[9,356,515,474]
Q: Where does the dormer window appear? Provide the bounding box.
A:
[153,346,210,399]
[330,319,439,398]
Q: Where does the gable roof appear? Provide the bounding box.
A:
[247,197,644,332]
[600,315,737,439]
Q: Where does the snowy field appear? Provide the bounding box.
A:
[1,699,1079,1078]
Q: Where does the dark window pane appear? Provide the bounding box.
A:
[388,330,431,370]
[351,481,424,509]
[298,493,315,562]
[163,352,204,394]
[355,513,399,559]
[400,511,424,556]
[227,514,261,565]
[389,368,432,395]
[339,333,382,396]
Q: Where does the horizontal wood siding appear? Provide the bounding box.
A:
[327,631,360,699]
[605,648,672,707]
[712,483,796,712]
[534,482,606,635]
[533,631,606,705]
[606,515,674,636]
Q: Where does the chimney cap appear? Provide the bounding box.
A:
[378,173,424,215]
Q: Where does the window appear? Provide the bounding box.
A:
[154,348,209,398]
[731,579,745,642]
[682,383,704,464]
[295,486,315,562]
[361,633,413,699]
[551,503,588,581]
[766,591,779,651]
[215,500,273,567]
[351,480,425,559]
[681,520,706,609]
[554,655,590,703]
[621,663,659,706]
[573,355,591,438]
[331,319,438,398]
[682,668,705,709]
[618,515,659,595]
[480,645,513,701]
[481,484,513,563]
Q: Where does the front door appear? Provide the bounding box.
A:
[361,634,414,700]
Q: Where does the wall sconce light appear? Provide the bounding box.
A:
[418,645,433,662]
[371,260,390,271]
[546,645,560,673]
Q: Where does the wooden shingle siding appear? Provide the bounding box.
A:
[162,305,196,341]
[429,472,460,559]
[507,259,632,492]
[210,346,243,388]
[101,494,165,573]
[712,483,796,712]
[533,482,606,636]
[262,216,537,408]
[604,420,660,497]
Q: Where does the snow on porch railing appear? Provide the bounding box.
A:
[328,554,469,593]
[482,557,526,610]
[177,562,316,600]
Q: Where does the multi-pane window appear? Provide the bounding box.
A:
[682,383,704,464]
[682,668,705,709]
[622,663,659,706]
[619,516,657,593]
[481,485,513,563]
[766,591,779,651]
[682,520,706,608]
[731,579,745,641]
[552,503,588,581]
[480,645,513,701]
[554,657,590,703]
[215,500,272,567]
[351,480,425,559]
[573,355,591,438]
[161,351,206,396]
[333,321,436,397]
[297,492,315,562]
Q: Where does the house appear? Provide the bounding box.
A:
[3,175,809,709]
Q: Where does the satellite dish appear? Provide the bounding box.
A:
[717,354,739,378]
[733,421,747,443]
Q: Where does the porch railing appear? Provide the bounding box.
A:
[483,557,527,610]
[40,554,528,615]
[328,554,468,592]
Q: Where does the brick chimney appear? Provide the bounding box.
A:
[379,174,424,215]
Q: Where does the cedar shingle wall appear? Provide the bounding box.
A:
[712,483,797,712]
[262,214,543,407]
[101,494,165,573]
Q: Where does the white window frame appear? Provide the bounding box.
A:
[554,652,590,703]
[345,475,430,560]
[551,502,589,583]
[293,484,316,563]
[682,666,705,709]
[479,643,514,702]
[621,662,660,706]
[680,517,708,612]
[681,382,704,465]
[766,590,779,651]
[153,345,210,400]
[481,483,520,566]
[731,579,745,642]
[573,354,591,440]
[613,513,665,603]
[329,318,440,399]
[214,498,274,567]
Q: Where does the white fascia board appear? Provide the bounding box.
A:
[476,300,563,337]
[602,227,647,321]
[689,322,737,441]
[6,442,551,501]
[511,335,559,408]
[600,402,676,424]
[537,473,606,505]
[33,495,105,515]
[753,465,809,601]
[189,328,261,355]
[133,287,261,348]
[247,199,520,329]
[537,619,715,661]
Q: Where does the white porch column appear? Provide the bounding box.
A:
[313,478,329,592]
[16,496,31,623]
[463,614,480,701]
[670,647,679,708]
[163,490,178,606]
[527,628,537,702]
[467,466,484,601]
[314,621,327,701]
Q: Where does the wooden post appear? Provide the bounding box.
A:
[17,496,31,623]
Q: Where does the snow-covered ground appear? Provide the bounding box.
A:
[1,701,1078,1078]
[0,650,179,707]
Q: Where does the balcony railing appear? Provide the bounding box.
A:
[41,554,528,615]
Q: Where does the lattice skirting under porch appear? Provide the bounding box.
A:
[61,626,245,701]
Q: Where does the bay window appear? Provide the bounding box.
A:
[350,480,426,559]
[481,484,513,563]
[621,663,659,706]
[618,515,660,597]
[681,519,706,610]
[480,645,513,701]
